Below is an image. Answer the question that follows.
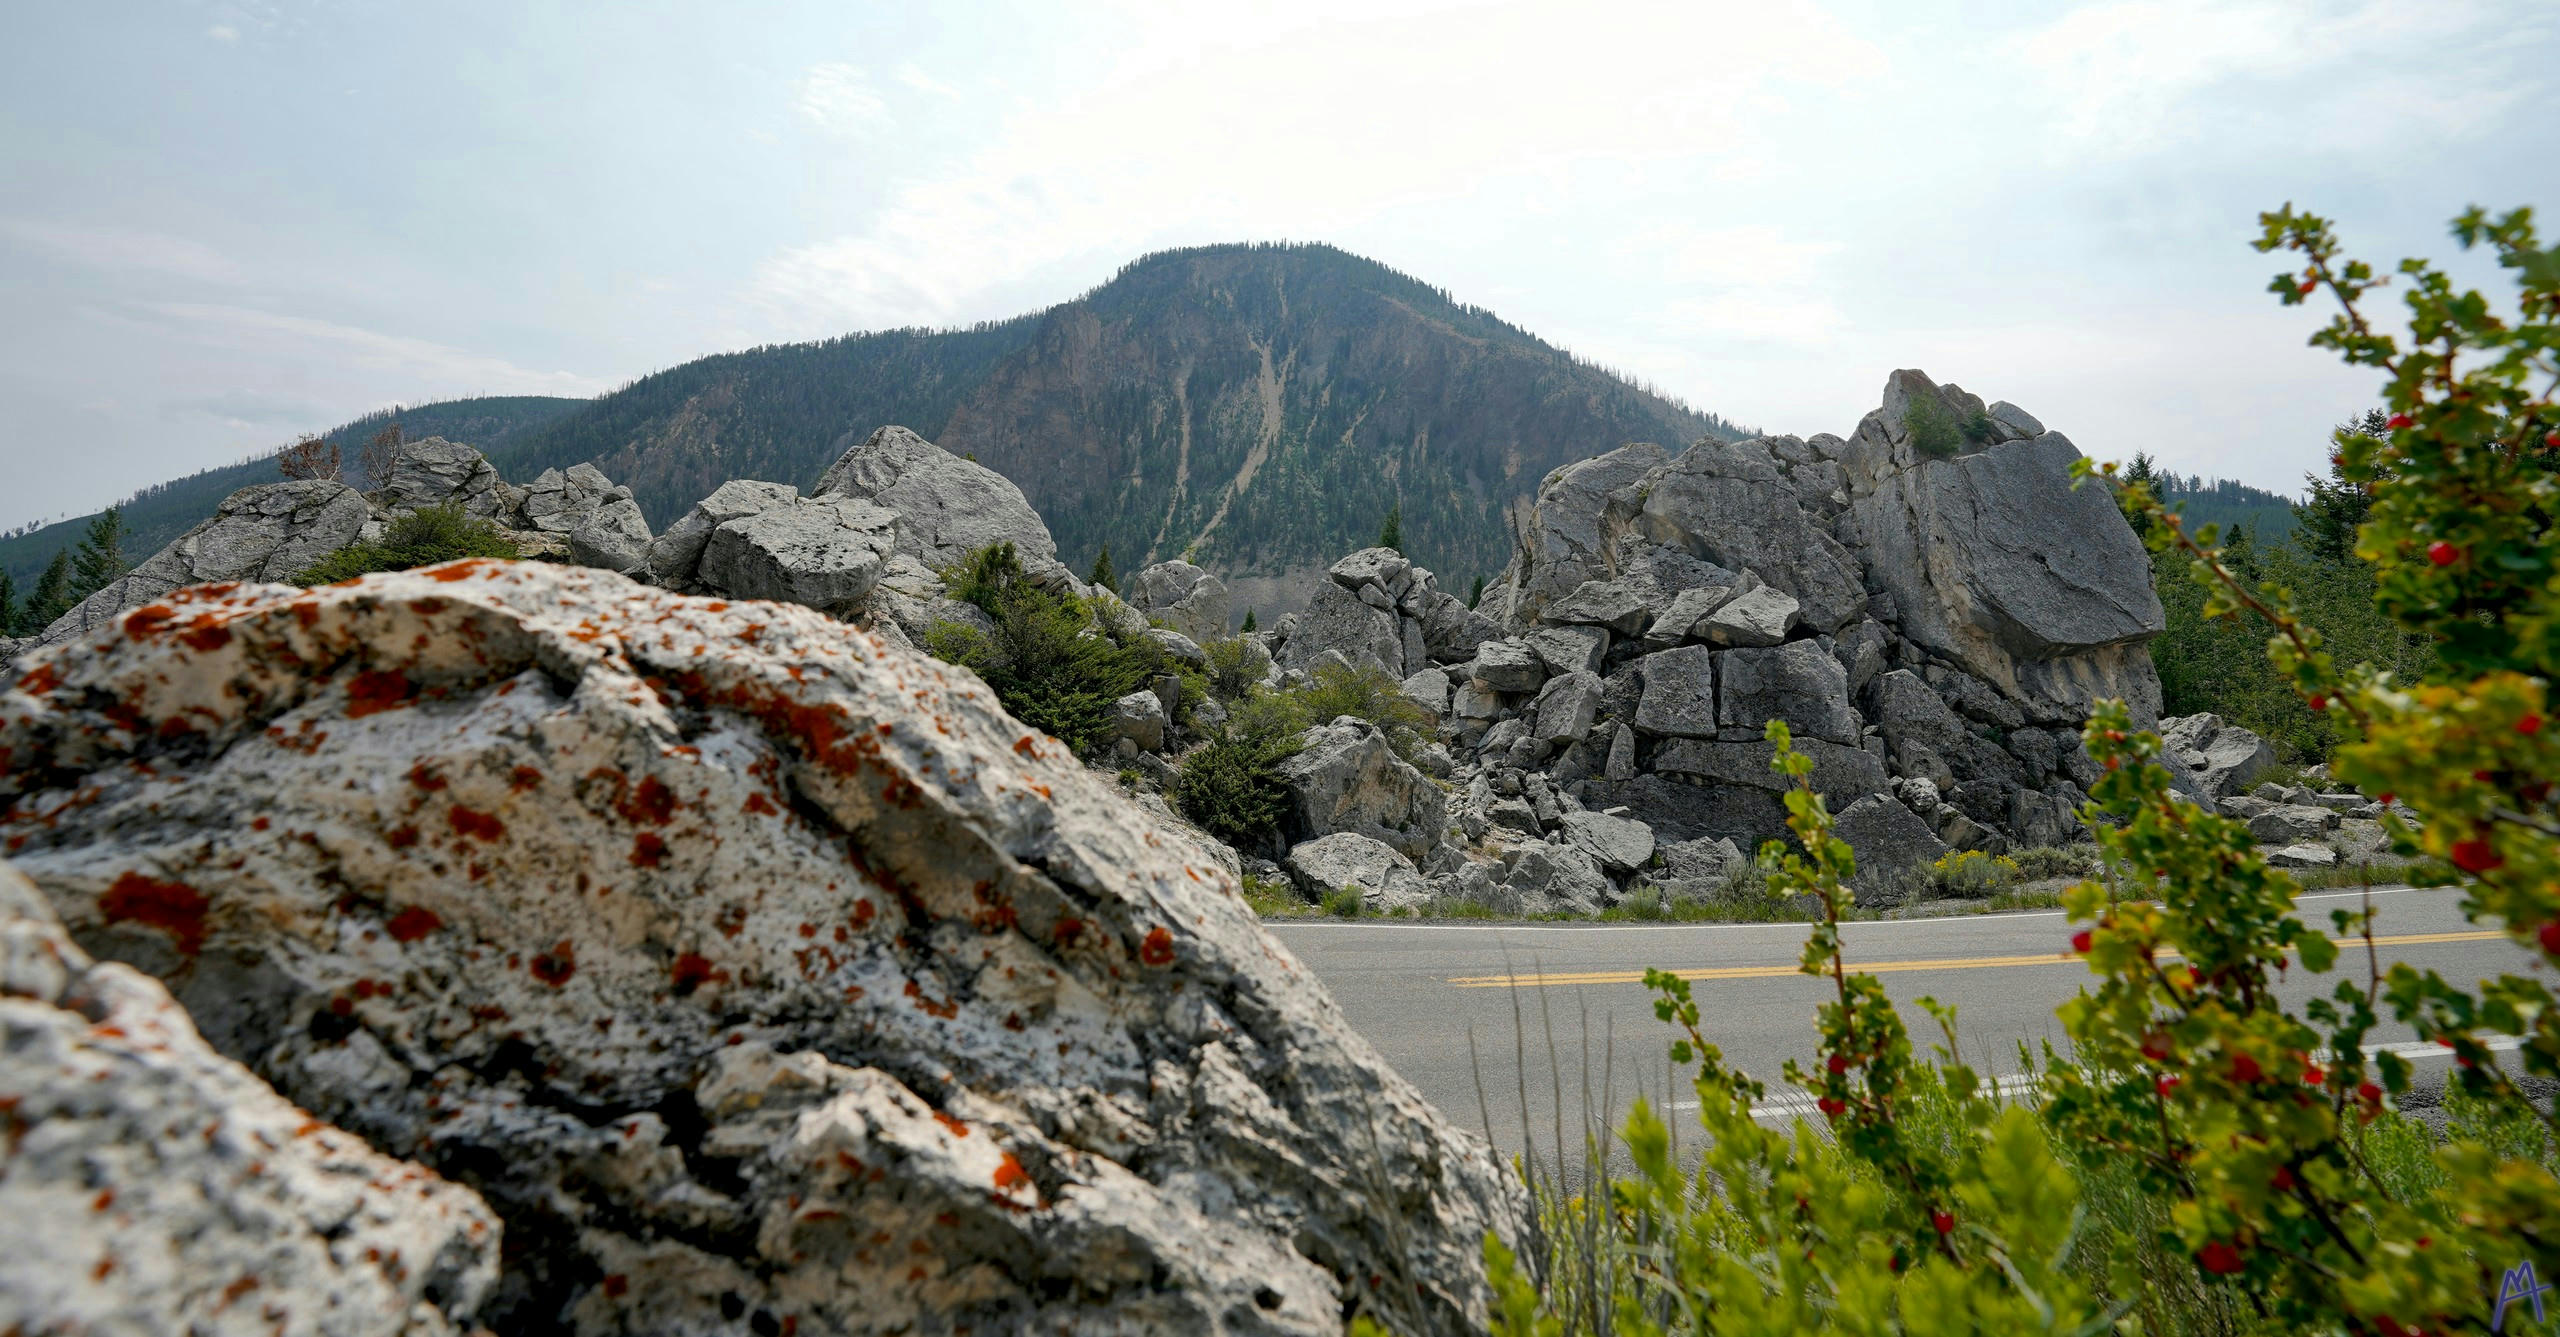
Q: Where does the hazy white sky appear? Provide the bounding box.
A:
[3,0,2553,530]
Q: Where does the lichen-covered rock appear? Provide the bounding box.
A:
[0,862,500,1335]
[1284,833,1431,912]
[35,481,373,649]
[1127,561,1231,642]
[0,560,1518,1335]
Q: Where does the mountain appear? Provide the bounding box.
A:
[2,396,585,587]
[2152,473,2299,544]
[12,244,1734,613]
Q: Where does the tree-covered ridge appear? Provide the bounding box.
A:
[1,395,584,588]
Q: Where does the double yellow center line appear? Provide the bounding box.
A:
[1445,930,2508,989]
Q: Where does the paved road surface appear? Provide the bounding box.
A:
[1270,886,2543,1169]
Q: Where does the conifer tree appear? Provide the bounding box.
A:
[1467,573,1485,609]
[20,550,73,634]
[1088,543,1116,593]
[1240,607,1256,633]
[69,507,129,600]
[0,568,16,637]
[1376,503,1402,553]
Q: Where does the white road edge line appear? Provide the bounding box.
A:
[1685,1037,2531,1121]
[1265,885,2443,933]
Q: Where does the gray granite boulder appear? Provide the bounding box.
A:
[378,437,505,520]
[1107,689,1168,753]
[2249,803,2340,845]
[1285,832,1432,912]
[34,480,372,648]
[1633,645,1717,738]
[1717,641,1859,745]
[1498,443,1670,623]
[647,479,801,588]
[1533,671,1604,744]
[1833,795,1949,901]
[698,497,900,613]
[1272,721,1449,863]
[1473,638,1548,693]
[2160,713,2278,799]
[1542,579,1652,636]
[1421,591,1501,664]
[1278,580,1405,675]
[1499,842,1616,916]
[1129,560,1231,641]
[1631,439,1869,632]
[1651,735,1889,802]
[814,425,1062,571]
[1698,584,1799,648]
[2266,843,2338,869]
[514,461,619,534]
[567,495,654,575]
[1561,809,1655,874]
[1525,624,1608,676]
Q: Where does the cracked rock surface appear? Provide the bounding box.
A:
[0,561,1520,1335]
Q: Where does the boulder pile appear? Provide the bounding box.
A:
[0,561,1520,1334]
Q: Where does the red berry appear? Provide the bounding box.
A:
[2427,540,2458,566]
[2141,1032,2174,1062]
[2229,1053,2263,1084]
[2071,929,2094,954]
[2521,713,2545,736]
[2156,1075,2180,1098]
[2307,693,2328,712]
[2303,1064,2325,1087]
[2538,920,2560,955]
[2450,837,2503,873]
[2197,1240,2246,1274]
[2357,1081,2382,1103]
[2386,413,2414,430]
[1816,1096,1845,1118]
[2547,431,2559,448]
[1826,1053,1850,1075]
[2270,1166,2296,1192]
[1931,1210,1954,1234]
[2376,793,2394,806]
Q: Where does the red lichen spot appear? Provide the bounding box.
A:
[850,899,876,932]
[1139,926,1176,967]
[903,979,959,1019]
[601,1274,629,1298]
[423,559,494,582]
[993,1153,1031,1194]
[742,792,778,816]
[447,807,504,842]
[670,953,724,994]
[385,825,420,849]
[290,600,321,628]
[1012,735,1039,756]
[630,832,668,867]
[510,765,543,791]
[218,1276,259,1308]
[408,598,448,616]
[931,1110,971,1138]
[92,1188,115,1212]
[176,617,232,653]
[617,775,677,826]
[385,907,443,942]
[798,922,818,938]
[1052,917,1086,946]
[328,996,354,1017]
[16,663,62,695]
[1003,1012,1025,1032]
[407,763,446,791]
[529,941,577,987]
[344,670,416,717]
[251,816,271,831]
[123,605,177,638]
[93,1256,115,1281]
[99,872,210,957]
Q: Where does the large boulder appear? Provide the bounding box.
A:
[514,462,620,535]
[2159,713,2278,799]
[567,495,654,576]
[1128,560,1231,641]
[1497,443,1669,624]
[646,479,801,589]
[1277,581,1404,676]
[378,438,506,521]
[1833,795,1949,901]
[1630,439,1870,632]
[697,497,900,613]
[1843,372,2164,723]
[1651,735,1889,802]
[1632,645,1716,738]
[1560,809,1654,875]
[1716,642,1859,746]
[0,562,1519,1335]
[34,480,373,649]
[0,863,500,1334]
[814,425,1062,573]
[1272,721,1450,864]
[1284,832,1431,912]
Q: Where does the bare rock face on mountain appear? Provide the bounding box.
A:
[0,561,1518,1335]
[34,480,373,649]
[0,862,501,1335]
[1128,560,1231,641]
[816,425,1064,575]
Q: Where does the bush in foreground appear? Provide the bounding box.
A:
[1484,204,2560,1334]
[297,504,518,585]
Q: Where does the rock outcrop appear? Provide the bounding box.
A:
[33,480,373,649]
[816,426,1065,576]
[1128,560,1232,642]
[0,862,500,1334]
[0,561,1518,1334]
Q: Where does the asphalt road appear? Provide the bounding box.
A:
[1269,886,2546,1170]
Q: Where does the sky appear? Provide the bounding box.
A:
[2,0,2554,531]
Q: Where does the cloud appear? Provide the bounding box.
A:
[896,64,958,98]
[159,388,322,428]
[0,219,246,285]
[145,303,610,398]
[796,63,891,138]
[206,24,239,42]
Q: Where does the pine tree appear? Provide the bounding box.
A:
[1377,503,1402,553]
[20,550,73,634]
[69,507,129,600]
[1240,607,1257,633]
[1088,543,1116,593]
[2296,409,2388,566]
[0,568,16,638]
[1467,573,1485,609]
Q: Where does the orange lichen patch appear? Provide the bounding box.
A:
[408,598,448,616]
[422,559,497,583]
[510,765,543,791]
[99,872,210,957]
[385,825,420,849]
[448,807,504,842]
[16,663,62,695]
[849,899,876,932]
[616,775,677,826]
[669,952,725,994]
[930,1110,971,1139]
[903,980,958,1020]
[407,764,447,791]
[1139,926,1176,967]
[344,670,416,717]
[629,832,668,868]
[123,605,178,638]
[1012,735,1039,756]
[529,941,577,987]
[742,792,779,816]
[385,907,443,942]
[1052,917,1086,946]
[992,1153,1033,1196]
[290,600,322,629]
[175,616,232,653]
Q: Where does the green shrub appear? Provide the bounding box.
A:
[296,504,518,584]
[1199,634,1262,701]
[1293,659,1434,759]
[1925,848,2019,898]
[1322,885,1364,918]
[2007,843,2098,881]
[1903,391,1965,459]
[921,542,1178,754]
